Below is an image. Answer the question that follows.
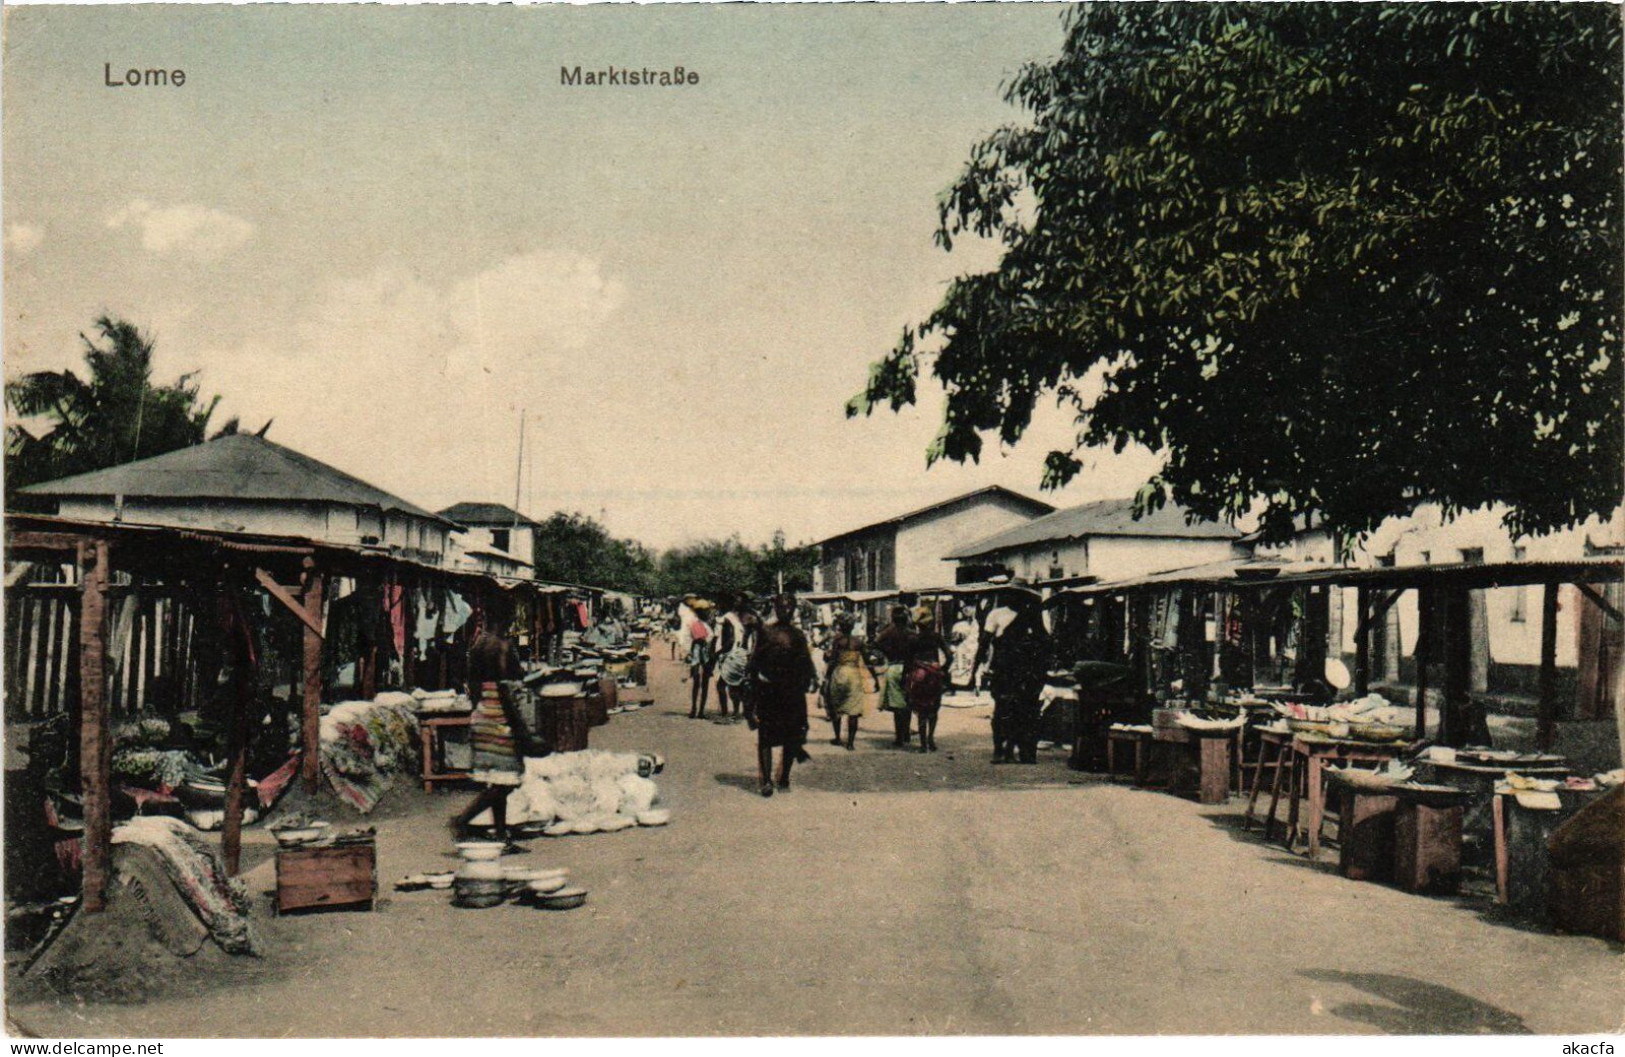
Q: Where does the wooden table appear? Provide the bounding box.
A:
[1417,758,1571,873]
[1291,735,1411,860]
[1492,785,1605,910]
[419,712,473,792]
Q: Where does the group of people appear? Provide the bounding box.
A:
[673,593,818,797]
[822,605,950,753]
[659,584,1056,801]
[821,590,1051,763]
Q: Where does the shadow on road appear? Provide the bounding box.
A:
[1300,969,1531,1034]
[707,731,1100,796]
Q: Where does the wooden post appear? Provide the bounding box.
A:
[1414,586,1431,740]
[1354,585,1371,696]
[1442,588,1473,747]
[1536,581,1560,752]
[301,562,325,793]
[222,592,254,877]
[76,540,112,913]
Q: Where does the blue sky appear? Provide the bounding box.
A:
[4,4,1163,549]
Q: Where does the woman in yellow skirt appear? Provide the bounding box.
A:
[822,611,880,750]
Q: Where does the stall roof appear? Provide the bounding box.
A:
[1049,554,1623,601]
[801,589,901,604]
[3,513,607,597]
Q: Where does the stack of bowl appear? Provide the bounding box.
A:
[453,841,508,908]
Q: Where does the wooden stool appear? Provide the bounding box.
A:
[1330,780,1399,882]
[1246,730,1293,835]
[1106,728,1150,786]
[1393,790,1468,895]
[1193,730,1234,805]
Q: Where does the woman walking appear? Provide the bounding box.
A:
[905,607,951,753]
[823,612,879,750]
[714,594,755,723]
[746,595,818,796]
[452,626,551,850]
[875,605,915,747]
[687,601,718,719]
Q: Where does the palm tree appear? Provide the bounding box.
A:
[5,315,260,501]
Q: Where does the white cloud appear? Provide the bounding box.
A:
[5,222,44,255]
[196,249,628,510]
[446,251,627,379]
[105,199,254,259]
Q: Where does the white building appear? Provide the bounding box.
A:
[811,486,1056,594]
[437,502,541,568]
[948,496,1245,586]
[20,433,456,564]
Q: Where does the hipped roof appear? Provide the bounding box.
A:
[21,434,454,527]
[948,497,1240,560]
[813,486,1055,548]
[438,501,542,529]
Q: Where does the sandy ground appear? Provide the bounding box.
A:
[10,646,1623,1037]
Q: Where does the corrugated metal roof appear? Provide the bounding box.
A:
[438,501,541,529]
[1050,555,1624,600]
[21,434,453,527]
[812,486,1055,547]
[948,497,1241,560]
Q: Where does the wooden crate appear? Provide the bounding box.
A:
[276,842,376,914]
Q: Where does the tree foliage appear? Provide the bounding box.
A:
[529,512,659,596]
[851,4,1622,544]
[5,316,253,502]
[656,530,819,601]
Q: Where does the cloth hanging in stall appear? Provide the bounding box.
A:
[384,579,407,658]
[443,589,473,636]
[413,585,442,654]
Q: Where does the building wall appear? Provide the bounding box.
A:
[894,497,1050,590]
[54,496,449,561]
[461,524,536,567]
[817,527,897,592]
[982,535,1242,585]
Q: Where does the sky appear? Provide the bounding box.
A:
[3,4,1165,551]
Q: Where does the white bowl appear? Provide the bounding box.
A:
[273,822,330,846]
[543,821,573,837]
[526,876,568,894]
[569,819,598,835]
[426,873,455,890]
[636,809,671,827]
[456,860,504,881]
[502,865,567,882]
[456,841,505,861]
[598,816,635,832]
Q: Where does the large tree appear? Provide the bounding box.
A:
[5,316,253,501]
[851,4,1622,544]
[656,531,818,601]
[529,511,659,596]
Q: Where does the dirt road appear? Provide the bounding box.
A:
[11,648,1622,1036]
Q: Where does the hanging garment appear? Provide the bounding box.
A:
[443,590,473,635]
[384,581,407,658]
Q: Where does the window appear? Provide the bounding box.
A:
[867,549,881,590]
[1509,546,1529,622]
[490,528,510,554]
[1460,547,1485,565]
